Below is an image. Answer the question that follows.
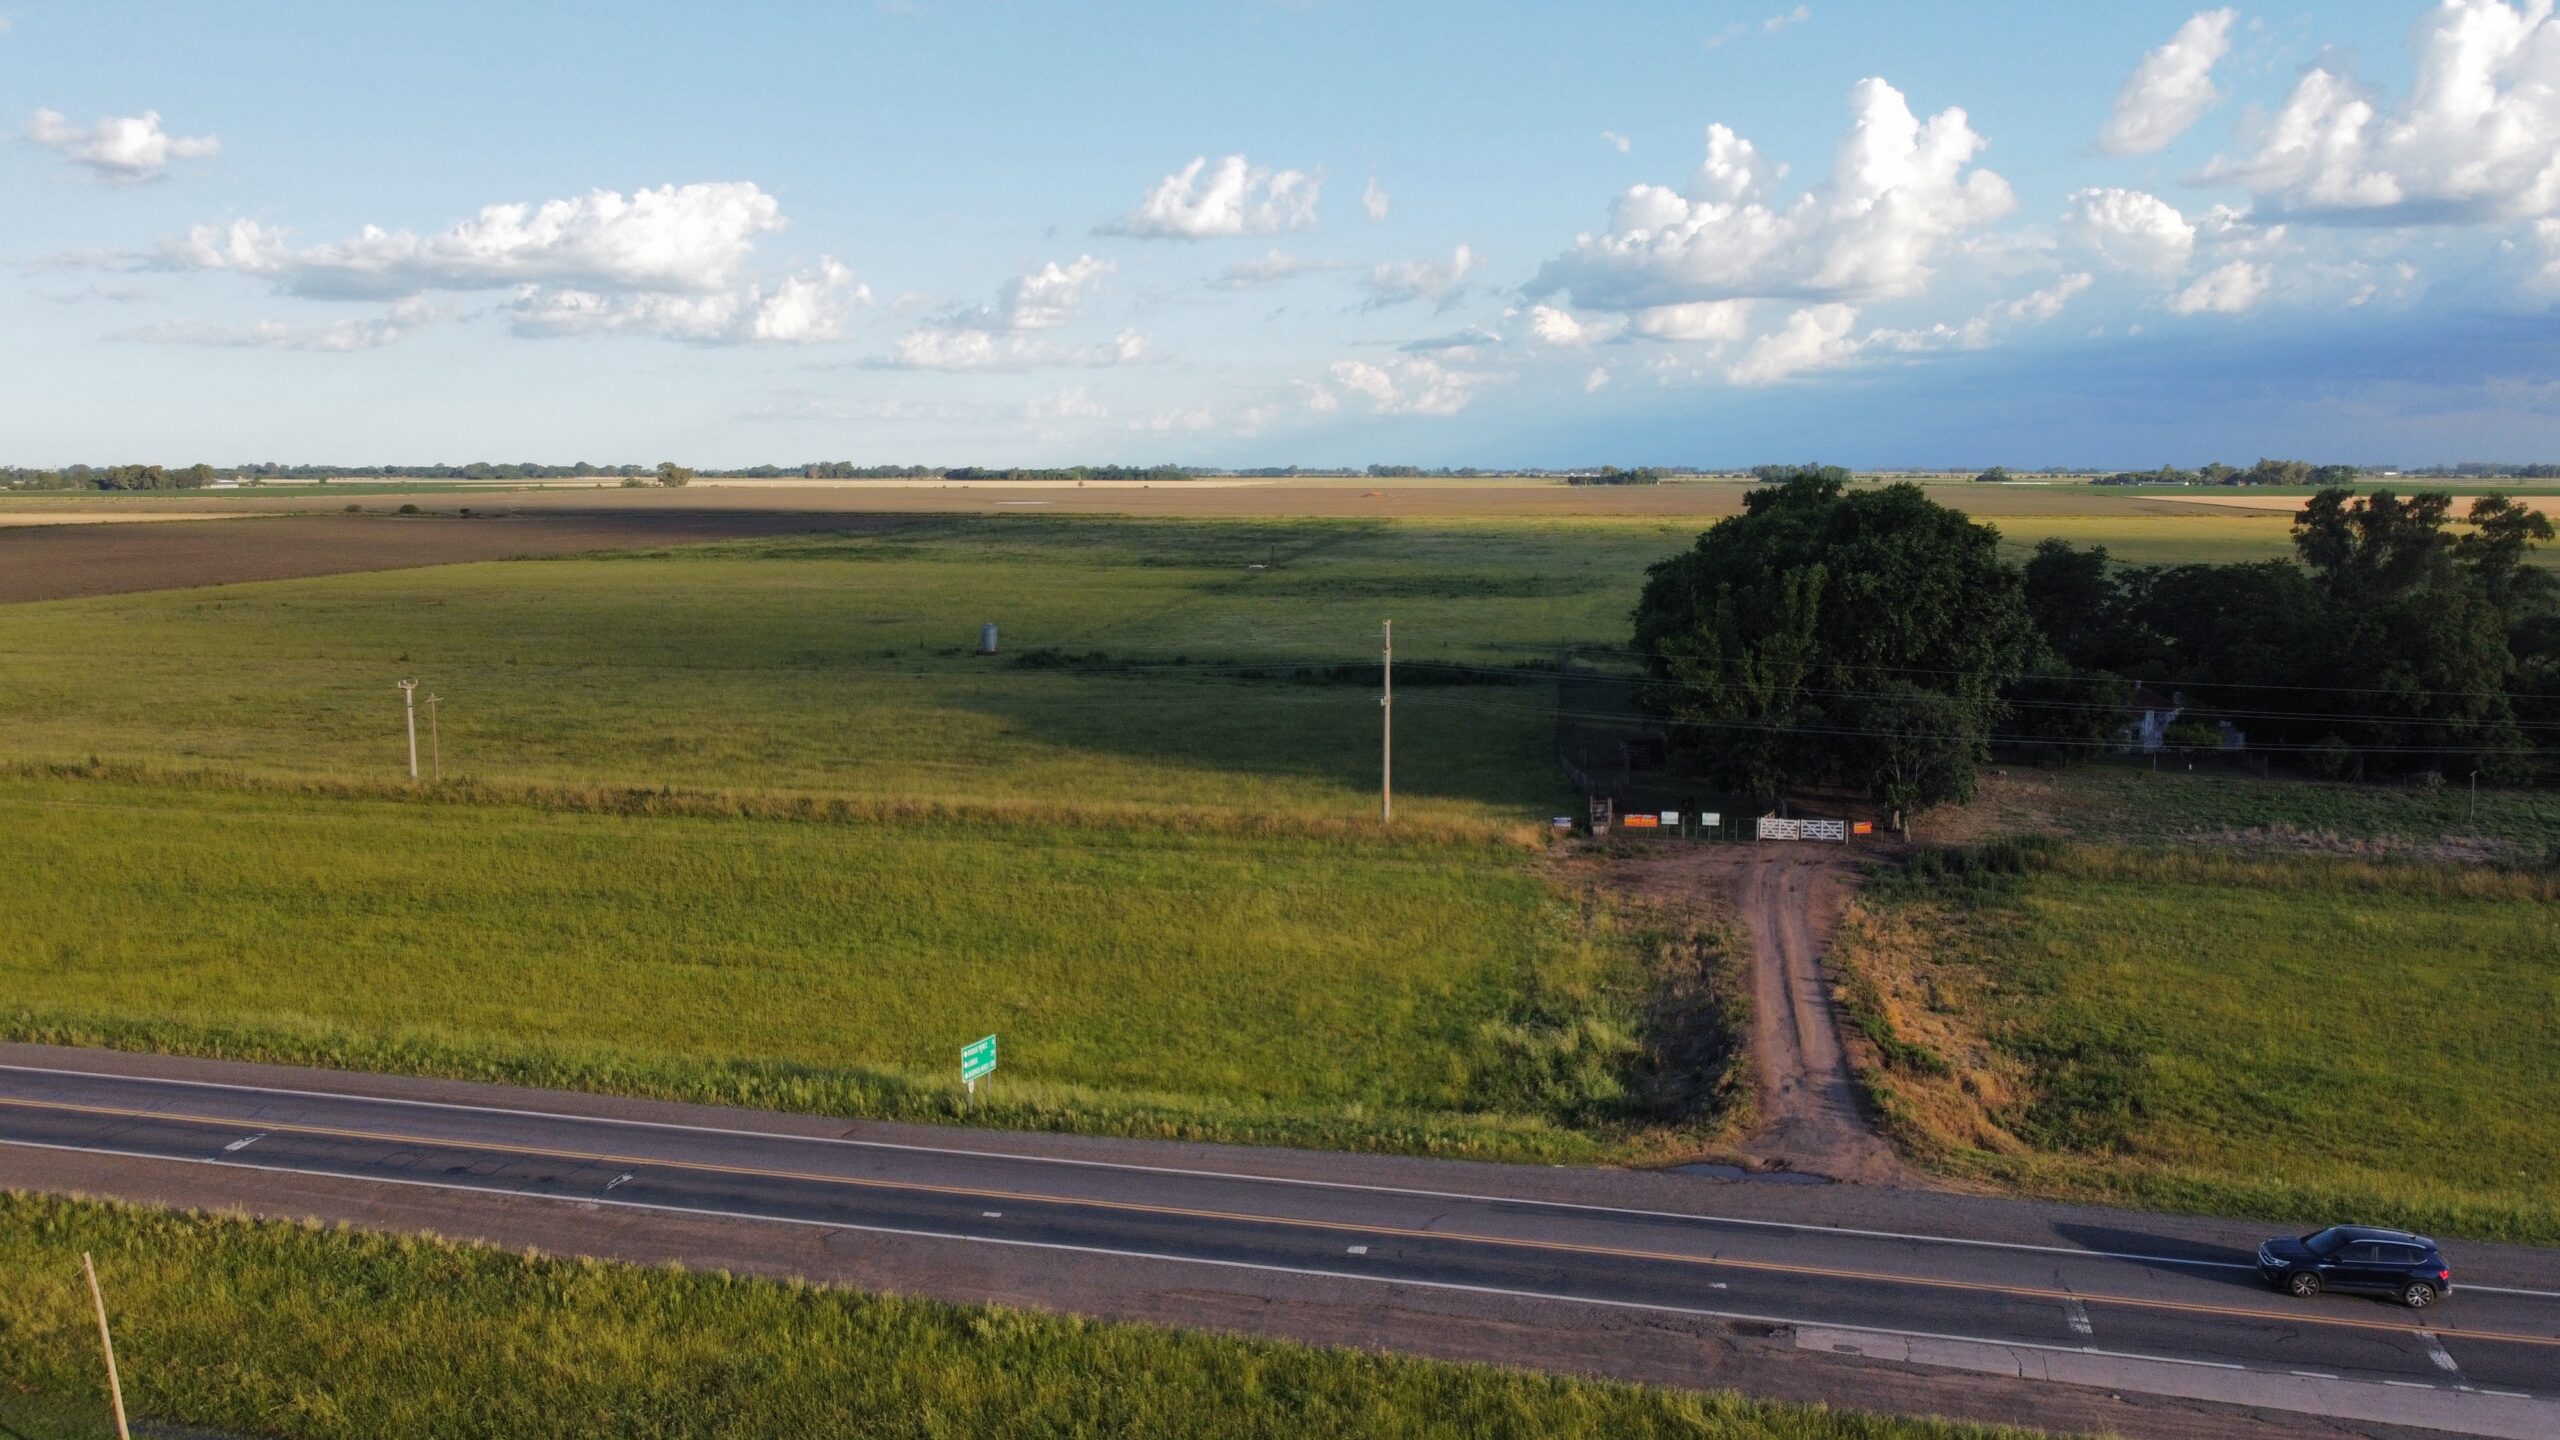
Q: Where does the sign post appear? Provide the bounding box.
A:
[961,1034,998,1111]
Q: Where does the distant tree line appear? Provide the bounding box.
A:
[1631,469,2558,826]
[0,464,221,491]
[2404,462,2560,479]
[1564,466,1666,486]
[2023,491,2557,781]
[717,463,1199,481]
[1749,463,1854,485]
[2092,459,2365,487]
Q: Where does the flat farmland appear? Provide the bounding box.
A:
[2,480,2467,619]
[0,775,1656,1156]
[0,514,1731,1156]
[0,516,1676,823]
[0,507,904,603]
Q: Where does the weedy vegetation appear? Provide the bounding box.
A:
[0,1194,2052,1440]
[1830,840,2560,1242]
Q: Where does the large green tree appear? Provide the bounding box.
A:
[1631,470,2035,824]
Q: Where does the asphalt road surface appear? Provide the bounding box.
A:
[4,1050,2556,1439]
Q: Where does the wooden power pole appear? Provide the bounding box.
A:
[82,1252,132,1440]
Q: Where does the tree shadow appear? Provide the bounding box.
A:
[946,666,1572,816]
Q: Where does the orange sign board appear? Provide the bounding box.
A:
[1622,814,1660,828]
[1852,821,1874,835]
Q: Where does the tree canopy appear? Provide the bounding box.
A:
[1631,469,2034,822]
[2027,488,2555,780]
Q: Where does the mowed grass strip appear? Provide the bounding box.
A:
[0,774,1644,1158]
[1843,846,2560,1242]
[0,1195,2047,1440]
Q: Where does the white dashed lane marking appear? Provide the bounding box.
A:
[2063,1298,2093,1337]
[222,1132,265,1152]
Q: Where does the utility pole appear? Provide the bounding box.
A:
[1380,619,1393,825]
[82,1252,131,1440]
[398,679,420,780]
[2469,769,2479,826]
[426,692,443,783]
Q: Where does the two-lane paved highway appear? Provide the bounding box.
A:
[3,1054,2556,1438]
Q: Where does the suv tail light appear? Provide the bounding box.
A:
[2437,1269,2451,1281]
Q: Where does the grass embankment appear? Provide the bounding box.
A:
[0,1195,2044,1440]
[0,771,1740,1162]
[1832,842,2560,1242]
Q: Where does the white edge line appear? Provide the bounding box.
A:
[0,1133,2265,1376]
[14,1062,2557,1298]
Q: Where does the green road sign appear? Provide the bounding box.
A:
[961,1034,998,1083]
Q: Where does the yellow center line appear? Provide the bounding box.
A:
[10,1093,2553,1350]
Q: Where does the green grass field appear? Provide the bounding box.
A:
[0,503,2543,1196]
[0,770,1688,1159]
[2061,766,2560,859]
[0,1194,2043,1440]
[0,517,1699,826]
[1838,845,2560,1241]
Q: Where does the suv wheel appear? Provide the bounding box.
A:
[2286,1271,2322,1298]
[2401,1281,2437,1310]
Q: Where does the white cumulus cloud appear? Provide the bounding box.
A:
[166,183,785,299]
[2061,187,2199,276]
[1601,130,1633,153]
[2167,260,2269,314]
[881,326,1148,372]
[1530,78,2013,312]
[1726,303,1864,385]
[1527,304,1605,346]
[2202,0,2560,222]
[509,259,870,344]
[985,255,1114,331]
[1362,178,1391,222]
[2099,9,2236,155]
[1324,356,1485,416]
[1101,155,1321,238]
[1630,299,1754,342]
[1362,244,1475,308]
[26,108,219,182]
[2003,272,2095,322]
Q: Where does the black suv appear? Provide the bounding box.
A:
[2257,1225,2453,1308]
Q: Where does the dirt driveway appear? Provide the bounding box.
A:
[1733,855,1904,1182]
[1600,841,1907,1183]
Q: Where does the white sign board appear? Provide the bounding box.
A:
[1756,817,1848,842]
[1659,812,1679,826]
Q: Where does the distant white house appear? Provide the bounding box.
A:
[2124,683,2244,753]
[2126,684,2181,753]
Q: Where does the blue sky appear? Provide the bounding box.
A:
[4,1,2556,468]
